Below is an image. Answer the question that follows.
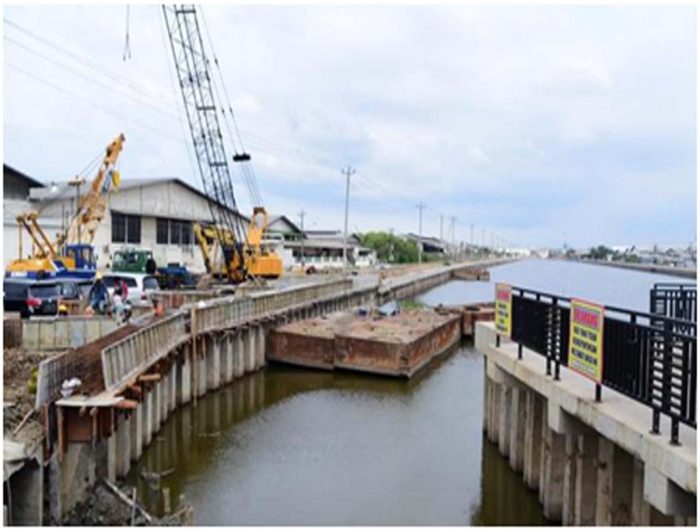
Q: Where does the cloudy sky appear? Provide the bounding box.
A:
[3,3,696,248]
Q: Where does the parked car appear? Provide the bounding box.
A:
[3,278,62,318]
[55,278,89,303]
[102,273,160,307]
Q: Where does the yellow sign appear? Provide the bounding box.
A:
[568,298,605,383]
[494,283,512,337]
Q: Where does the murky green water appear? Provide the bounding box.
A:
[126,346,546,525]
[127,260,683,525]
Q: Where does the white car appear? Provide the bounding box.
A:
[102,273,160,307]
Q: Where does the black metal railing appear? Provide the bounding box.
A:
[508,286,696,445]
[650,282,696,328]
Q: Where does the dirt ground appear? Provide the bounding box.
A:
[3,347,55,448]
[278,308,457,344]
[64,481,191,526]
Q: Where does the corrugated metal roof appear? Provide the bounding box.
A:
[29,177,250,222]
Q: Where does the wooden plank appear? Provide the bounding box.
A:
[102,479,153,524]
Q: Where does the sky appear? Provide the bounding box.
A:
[2,3,697,249]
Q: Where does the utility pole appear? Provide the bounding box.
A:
[342,166,355,271]
[389,227,395,263]
[69,177,85,244]
[440,214,444,243]
[450,216,457,256]
[417,202,425,264]
[298,210,306,270]
[470,223,474,254]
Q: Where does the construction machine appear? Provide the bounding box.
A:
[5,134,125,279]
[162,5,282,284]
[194,208,283,281]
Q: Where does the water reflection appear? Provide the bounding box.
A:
[127,343,546,525]
[471,438,549,526]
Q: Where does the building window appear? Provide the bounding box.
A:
[112,213,140,243]
[170,220,181,244]
[167,219,192,246]
[180,220,192,245]
[127,215,141,243]
[112,213,126,243]
[156,218,169,244]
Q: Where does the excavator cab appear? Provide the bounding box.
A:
[62,244,96,271]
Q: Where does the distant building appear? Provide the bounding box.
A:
[265,214,303,240]
[3,165,58,269]
[404,233,448,255]
[282,229,376,270]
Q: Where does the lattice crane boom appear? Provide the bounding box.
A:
[162,5,246,273]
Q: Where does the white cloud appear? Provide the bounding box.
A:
[3,4,695,248]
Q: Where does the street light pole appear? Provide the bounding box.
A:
[68,176,86,244]
[342,166,355,272]
[416,202,425,264]
[298,209,306,271]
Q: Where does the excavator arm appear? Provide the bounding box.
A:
[16,212,57,259]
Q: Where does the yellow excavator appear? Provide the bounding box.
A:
[194,207,283,282]
[5,134,125,279]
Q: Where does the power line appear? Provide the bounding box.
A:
[4,35,180,122]
[4,16,180,110]
[5,61,184,144]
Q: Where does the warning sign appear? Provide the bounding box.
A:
[494,283,512,338]
[567,299,605,383]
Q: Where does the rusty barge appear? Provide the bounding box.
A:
[268,308,462,377]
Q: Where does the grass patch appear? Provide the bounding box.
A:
[398,299,427,310]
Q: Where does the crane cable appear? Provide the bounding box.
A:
[122,5,132,61]
[200,7,263,207]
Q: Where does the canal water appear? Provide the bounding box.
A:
[126,259,688,525]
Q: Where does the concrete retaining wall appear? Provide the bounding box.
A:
[22,317,120,351]
[476,321,696,525]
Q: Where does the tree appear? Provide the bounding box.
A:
[587,245,613,260]
[360,231,419,263]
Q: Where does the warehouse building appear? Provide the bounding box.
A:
[3,165,249,273]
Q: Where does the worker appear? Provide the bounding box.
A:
[117,277,129,303]
[88,272,109,315]
[112,284,129,323]
[58,303,68,317]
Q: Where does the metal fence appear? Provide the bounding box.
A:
[650,282,696,325]
[509,286,696,445]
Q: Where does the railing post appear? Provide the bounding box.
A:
[553,297,560,381]
[651,409,661,435]
[517,343,523,360]
[670,418,680,446]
